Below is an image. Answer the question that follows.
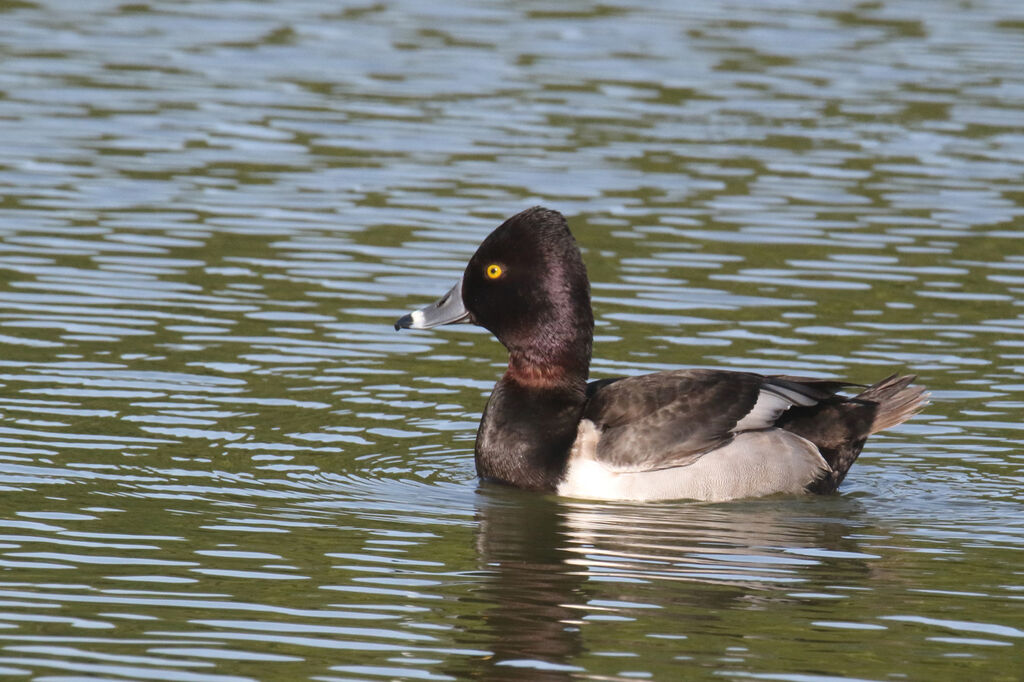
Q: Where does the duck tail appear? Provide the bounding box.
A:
[857,374,929,434]
[783,374,927,494]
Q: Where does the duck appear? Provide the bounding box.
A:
[395,206,927,502]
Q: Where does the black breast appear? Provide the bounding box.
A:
[474,378,586,492]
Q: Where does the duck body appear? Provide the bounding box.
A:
[396,207,927,502]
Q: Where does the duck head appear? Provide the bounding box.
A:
[396,207,594,383]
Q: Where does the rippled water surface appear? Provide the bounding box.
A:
[0,0,1022,680]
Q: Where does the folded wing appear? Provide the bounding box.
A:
[582,369,849,474]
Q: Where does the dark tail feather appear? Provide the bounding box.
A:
[780,374,927,494]
[858,374,930,434]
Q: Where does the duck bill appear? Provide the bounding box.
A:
[395,278,471,330]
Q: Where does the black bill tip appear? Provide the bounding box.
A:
[394,313,413,331]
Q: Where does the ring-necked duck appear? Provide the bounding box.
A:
[395,207,927,502]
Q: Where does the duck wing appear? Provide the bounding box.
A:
[582,369,848,473]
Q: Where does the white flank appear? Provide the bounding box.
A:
[557,420,831,503]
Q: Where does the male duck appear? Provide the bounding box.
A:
[395,207,927,502]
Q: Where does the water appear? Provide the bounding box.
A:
[0,0,1022,679]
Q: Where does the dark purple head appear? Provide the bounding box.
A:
[396,207,594,381]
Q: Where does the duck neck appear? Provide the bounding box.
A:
[505,348,590,390]
[503,311,594,388]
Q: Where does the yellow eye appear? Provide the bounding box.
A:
[486,264,504,280]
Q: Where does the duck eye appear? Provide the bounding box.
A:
[485,264,504,280]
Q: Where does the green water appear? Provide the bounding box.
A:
[0,0,1021,680]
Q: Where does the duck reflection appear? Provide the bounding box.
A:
[450,490,871,679]
[465,489,585,681]
[558,498,870,590]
